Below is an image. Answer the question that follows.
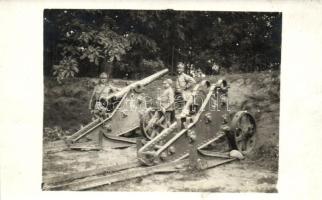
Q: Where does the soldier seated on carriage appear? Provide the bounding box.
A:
[88,72,121,120]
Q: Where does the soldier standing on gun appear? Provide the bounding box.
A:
[159,79,175,125]
[175,63,196,121]
[89,72,120,120]
[175,62,196,104]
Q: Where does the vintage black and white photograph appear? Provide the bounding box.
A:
[42,9,281,192]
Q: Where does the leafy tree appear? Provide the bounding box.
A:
[44,10,281,81]
[44,10,161,81]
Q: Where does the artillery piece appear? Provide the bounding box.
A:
[65,69,169,149]
[138,79,256,165]
[44,76,258,191]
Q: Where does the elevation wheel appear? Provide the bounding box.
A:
[141,108,168,140]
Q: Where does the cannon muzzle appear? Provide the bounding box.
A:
[100,68,169,102]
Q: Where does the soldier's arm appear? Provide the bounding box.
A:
[184,74,196,90]
[109,84,121,92]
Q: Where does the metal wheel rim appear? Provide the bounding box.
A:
[141,108,167,140]
[230,111,256,154]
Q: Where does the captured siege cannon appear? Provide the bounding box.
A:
[64,68,256,164]
[137,79,256,165]
[65,69,169,149]
[43,73,258,190]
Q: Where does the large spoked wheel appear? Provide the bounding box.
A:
[229,111,256,154]
[141,108,168,140]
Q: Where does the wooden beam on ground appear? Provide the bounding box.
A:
[43,161,140,185]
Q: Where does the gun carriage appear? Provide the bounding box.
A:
[138,79,256,165]
[65,69,169,149]
[43,70,257,190]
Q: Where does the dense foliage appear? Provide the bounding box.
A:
[44,10,281,80]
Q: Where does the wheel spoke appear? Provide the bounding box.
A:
[150,131,156,139]
[141,109,168,139]
[246,125,254,137]
[156,116,165,124]
[235,128,243,141]
[158,124,167,129]
[242,140,248,151]
[248,138,255,149]
[145,114,158,131]
[144,122,154,133]
[150,129,159,139]
[146,128,153,137]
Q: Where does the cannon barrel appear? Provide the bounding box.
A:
[101,68,169,101]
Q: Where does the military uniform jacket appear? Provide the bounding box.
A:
[93,84,119,100]
[175,73,196,91]
[89,83,119,109]
[160,87,175,111]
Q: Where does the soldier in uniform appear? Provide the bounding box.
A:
[158,79,175,124]
[175,63,196,126]
[147,79,175,138]
[89,72,120,120]
[175,62,196,103]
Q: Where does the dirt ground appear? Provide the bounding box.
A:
[43,146,277,192]
[95,162,277,192]
[43,70,279,192]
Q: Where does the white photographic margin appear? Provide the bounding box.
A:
[1,0,322,200]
